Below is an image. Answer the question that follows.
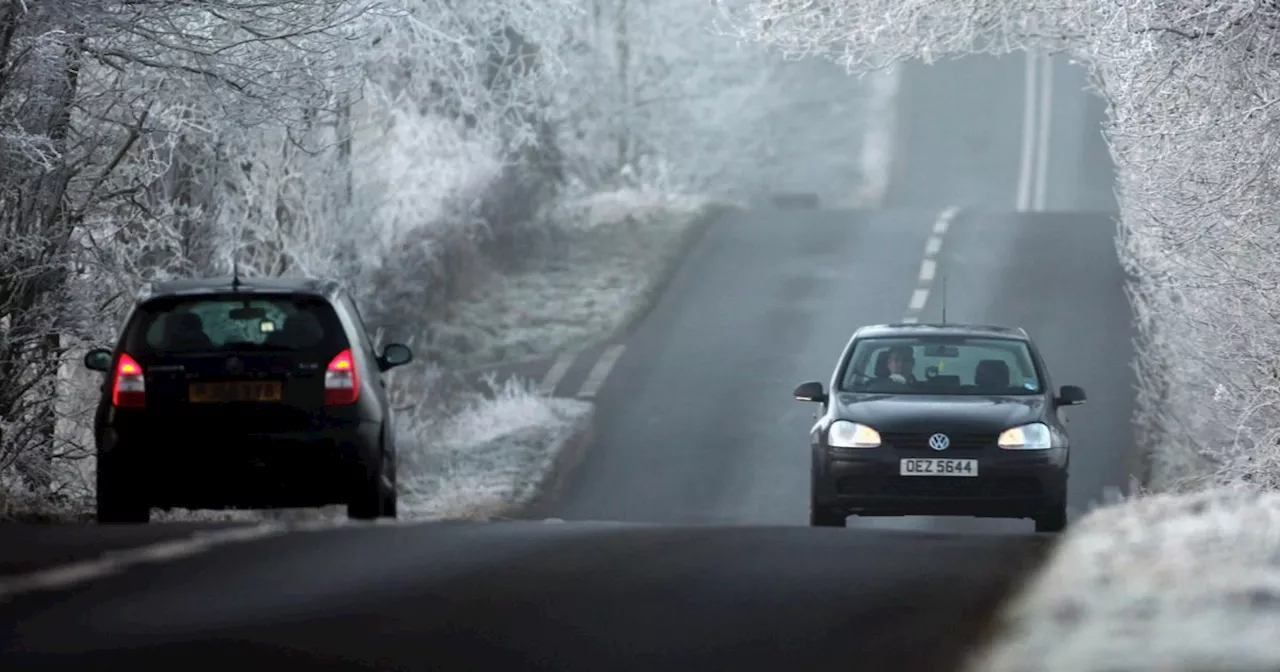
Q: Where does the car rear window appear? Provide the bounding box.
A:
[124,294,348,355]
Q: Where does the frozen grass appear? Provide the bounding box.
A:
[398,377,592,520]
[967,488,1280,672]
[427,188,732,369]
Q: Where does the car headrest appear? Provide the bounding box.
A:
[975,359,1010,388]
[874,351,890,377]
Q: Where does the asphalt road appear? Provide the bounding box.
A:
[0,53,1131,672]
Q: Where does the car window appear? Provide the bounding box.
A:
[127,294,348,355]
[338,294,379,361]
[840,336,1043,395]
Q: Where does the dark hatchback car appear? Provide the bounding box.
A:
[793,323,1086,533]
[83,275,413,523]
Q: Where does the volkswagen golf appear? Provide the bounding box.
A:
[793,323,1086,533]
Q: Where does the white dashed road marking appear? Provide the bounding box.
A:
[908,288,930,311]
[538,351,577,395]
[575,344,626,399]
[0,523,295,601]
[903,207,960,322]
[924,236,943,257]
[919,259,936,283]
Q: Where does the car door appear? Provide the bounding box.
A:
[336,293,398,441]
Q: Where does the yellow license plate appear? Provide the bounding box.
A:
[188,380,282,403]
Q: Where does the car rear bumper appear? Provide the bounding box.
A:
[97,421,383,509]
[812,447,1068,518]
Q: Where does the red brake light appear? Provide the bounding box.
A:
[112,352,146,408]
[324,348,359,405]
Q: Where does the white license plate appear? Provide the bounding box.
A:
[899,458,978,477]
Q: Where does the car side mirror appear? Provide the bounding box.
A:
[1057,384,1086,406]
[84,348,113,372]
[378,343,413,371]
[793,381,827,403]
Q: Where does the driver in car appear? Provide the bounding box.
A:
[884,346,917,384]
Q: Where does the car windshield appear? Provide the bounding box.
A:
[837,336,1044,395]
[126,294,345,355]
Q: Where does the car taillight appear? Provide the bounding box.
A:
[324,348,359,405]
[112,352,146,408]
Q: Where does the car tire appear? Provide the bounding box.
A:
[1034,503,1068,533]
[348,447,394,521]
[380,462,398,520]
[809,503,847,527]
[96,458,150,524]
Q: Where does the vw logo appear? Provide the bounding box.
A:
[226,357,244,375]
[928,433,950,451]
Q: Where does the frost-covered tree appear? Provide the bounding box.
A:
[555,0,780,195]
[0,0,380,503]
[719,0,1280,490]
[0,0,584,508]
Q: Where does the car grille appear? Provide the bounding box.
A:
[880,431,997,451]
[836,475,1042,499]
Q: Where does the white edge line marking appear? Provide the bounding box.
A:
[1032,51,1054,212]
[924,236,943,257]
[0,523,295,601]
[576,344,626,398]
[1016,50,1039,212]
[908,289,930,311]
[919,259,936,283]
[537,352,576,395]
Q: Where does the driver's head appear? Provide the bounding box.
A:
[887,346,913,374]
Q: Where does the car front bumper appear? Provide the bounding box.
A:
[812,446,1068,518]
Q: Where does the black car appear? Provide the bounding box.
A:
[83,275,413,523]
[793,323,1086,533]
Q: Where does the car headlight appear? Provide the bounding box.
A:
[828,421,881,448]
[998,422,1055,450]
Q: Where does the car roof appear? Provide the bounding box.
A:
[137,275,343,303]
[852,322,1030,340]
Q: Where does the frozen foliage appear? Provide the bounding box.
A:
[399,378,593,520]
[555,0,773,195]
[555,0,888,203]
[720,0,1280,489]
[428,188,727,367]
[0,0,388,510]
[967,488,1280,672]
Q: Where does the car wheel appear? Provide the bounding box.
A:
[809,503,847,527]
[1034,504,1068,533]
[380,456,398,520]
[348,445,394,521]
[96,459,150,524]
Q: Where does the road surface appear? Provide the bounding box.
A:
[0,53,1131,671]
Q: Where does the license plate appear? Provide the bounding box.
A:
[188,380,282,403]
[899,458,978,477]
